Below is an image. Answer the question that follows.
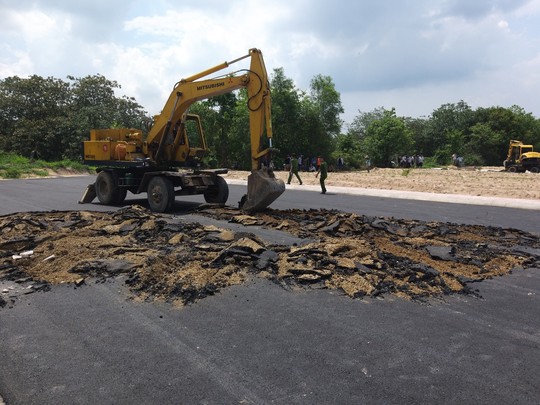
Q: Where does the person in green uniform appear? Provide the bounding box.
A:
[315,157,328,194]
[287,153,303,185]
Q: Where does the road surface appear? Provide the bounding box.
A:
[0,176,539,404]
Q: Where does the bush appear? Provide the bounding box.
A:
[0,151,89,177]
[422,156,440,168]
[0,167,22,179]
[0,152,28,167]
[463,153,485,167]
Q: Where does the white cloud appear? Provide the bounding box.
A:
[498,20,510,30]
[1,0,540,125]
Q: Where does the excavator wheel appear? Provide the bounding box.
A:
[529,166,539,173]
[204,176,229,204]
[147,176,175,213]
[95,171,123,205]
[507,166,518,173]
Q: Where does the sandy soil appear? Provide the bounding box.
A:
[2,166,539,308]
[2,206,538,307]
[223,166,540,200]
[6,165,539,200]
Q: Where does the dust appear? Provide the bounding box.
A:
[1,205,539,308]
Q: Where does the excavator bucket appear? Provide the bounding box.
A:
[79,184,96,204]
[241,168,285,213]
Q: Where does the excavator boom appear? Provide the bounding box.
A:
[147,48,284,211]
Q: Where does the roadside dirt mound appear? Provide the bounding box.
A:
[1,206,539,308]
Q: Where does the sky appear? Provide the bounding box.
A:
[1,0,540,128]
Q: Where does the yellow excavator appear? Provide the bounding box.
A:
[503,140,540,173]
[79,48,285,212]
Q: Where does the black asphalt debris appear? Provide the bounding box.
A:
[1,205,539,307]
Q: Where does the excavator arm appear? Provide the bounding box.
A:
[146,48,285,211]
[148,49,274,168]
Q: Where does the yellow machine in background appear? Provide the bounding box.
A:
[80,48,285,212]
[503,140,540,173]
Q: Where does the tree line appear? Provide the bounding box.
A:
[0,75,147,162]
[1,71,539,169]
[342,101,540,169]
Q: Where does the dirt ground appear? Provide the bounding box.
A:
[8,165,540,200]
[1,166,539,308]
[225,166,540,200]
[1,204,539,308]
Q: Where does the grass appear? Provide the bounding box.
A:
[0,152,91,179]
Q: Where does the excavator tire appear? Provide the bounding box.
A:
[507,166,518,173]
[147,176,175,213]
[529,166,539,173]
[241,168,285,213]
[204,176,229,204]
[95,171,123,205]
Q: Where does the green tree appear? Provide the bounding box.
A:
[425,100,475,162]
[463,123,503,165]
[307,75,343,163]
[298,95,335,162]
[227,91,252,170]
[348,107,386,141]
[404,116,430,155]
[363,109,413,167]
[0,75,72,160]
[67,74,147,159]
[270,68,305,161]
[435,129,466,165]
[189,92,239,167]
[339,107,387,169]
[473,105,540,164]
[334,133,363,168]
[309,74,344,138]
[0,74,148,161]
[507,105,540,147]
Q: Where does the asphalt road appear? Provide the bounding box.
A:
[1,176,539,404]
[1,175,539,231]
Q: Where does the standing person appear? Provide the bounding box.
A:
[364,155,371,173]
[287,154,303,185]
[337,156,344,171]
[284,154,291,171]
[315,157,328,194]
[30,148,39,162]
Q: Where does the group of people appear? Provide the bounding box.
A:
[286,153,327,194]
[284,155,326,173]
[451,153,464,167]
[398,154,424,168]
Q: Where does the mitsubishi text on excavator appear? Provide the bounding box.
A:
[79,49,285,212]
